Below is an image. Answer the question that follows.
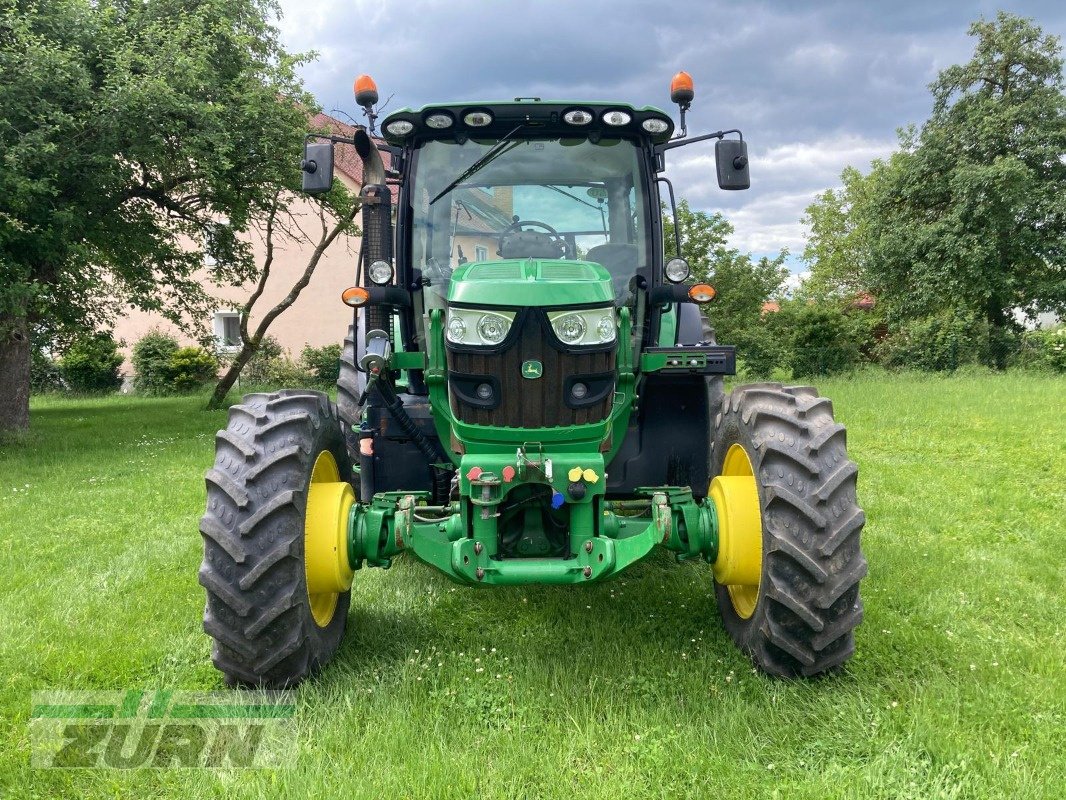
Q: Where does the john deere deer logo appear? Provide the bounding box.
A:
[521,360,543,379]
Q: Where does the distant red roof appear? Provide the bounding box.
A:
[851,292,876,310]
[762,301,780,314]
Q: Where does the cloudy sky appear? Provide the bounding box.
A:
[275,0,1065,270]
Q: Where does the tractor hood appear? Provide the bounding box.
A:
[447,259,614,307]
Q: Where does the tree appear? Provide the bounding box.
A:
[663,199,788,343]
[205,191,359,410]
[0,0,318,431]
[800,166,875,300]
[862,12,1066,344]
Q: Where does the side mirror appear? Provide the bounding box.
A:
[715,139,750,190]
[301,141,334,194]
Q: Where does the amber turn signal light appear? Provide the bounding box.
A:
[688,283,716,304]
[341,287,370,307]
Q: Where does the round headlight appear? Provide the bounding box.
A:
[602,110,632,126]
[425,113,453,129]
[665,257,691,283]
[368,260,393,285]
[476,313,510,344]
[571,382,588,400]
[555,313,587,344]
[463,111,493,127]
[476,383,493,401]
[641,118,670,134]
[596,314,615,342]
[384,119,414,137]
[447,315,466,342]
[563,109,593,125]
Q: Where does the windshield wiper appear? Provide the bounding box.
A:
[429,124,524,205]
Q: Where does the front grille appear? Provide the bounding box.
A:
[447,311,616,428]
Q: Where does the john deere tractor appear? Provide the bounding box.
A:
[199,72,866,686]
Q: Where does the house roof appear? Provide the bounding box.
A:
[851,292,876,310]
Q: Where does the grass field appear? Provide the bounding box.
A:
[1,371,1064,798]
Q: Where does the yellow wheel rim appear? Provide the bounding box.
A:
[709,443,763,619]
[304,450,355,628]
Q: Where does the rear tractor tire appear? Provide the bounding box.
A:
[199,390,355,687]
[709,383,867,677]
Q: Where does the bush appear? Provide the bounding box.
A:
[169,346,218,391]
[30,348,64,393]
[242,336,284,384]
[780,303,865,377]
[132,330,180,395]
[59,332,123,393]
[731,323,792,379]
[1018,325,1066,372]
[301,343,342,385]
[878,310,986,372]
[132,330,217,393]
[240,336,314,387]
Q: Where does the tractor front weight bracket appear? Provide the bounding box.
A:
[344,479,720,585]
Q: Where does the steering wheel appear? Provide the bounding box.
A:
[498,218,568,257]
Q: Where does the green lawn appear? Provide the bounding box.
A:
[1,371,1064,798]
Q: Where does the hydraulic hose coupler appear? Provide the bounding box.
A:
[360,329,392,372]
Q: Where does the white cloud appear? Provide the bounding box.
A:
[269,0,1065,268]
[663,133,895,258]
[788,42,849,73]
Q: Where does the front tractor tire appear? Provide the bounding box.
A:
[711,384,867,677]
[199,390,354,687]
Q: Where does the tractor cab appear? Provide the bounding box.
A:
[388,101,668,312]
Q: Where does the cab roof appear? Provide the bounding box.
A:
[380,100,675,146]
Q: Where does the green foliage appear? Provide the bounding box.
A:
[730,324,792,379]
[301,343,342,385]
[857,14,1065,330]
[1018,325,1066,371]
[878,310,988,372]
[663,199,788,345]
[132,330,216,393]
[238,336,312,387]
[732,302,869,379]
[168,347,218,391]
[774,302,865,376]
[0,0,356,428]
[58,332,123,393]
[131,330,179,395]
[30,348,63,394]
[241,336,285,385]
[800,166,874,300]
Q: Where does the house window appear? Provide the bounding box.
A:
[213,311,242,352]
[203,218,231,268]
[475,245,488,262]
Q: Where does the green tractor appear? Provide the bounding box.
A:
[199,72,866,686]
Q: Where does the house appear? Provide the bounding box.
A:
[112,112,372,375]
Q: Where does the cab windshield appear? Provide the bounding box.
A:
[409,136,651,306]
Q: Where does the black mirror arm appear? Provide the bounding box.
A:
[655,128,742,155]
[304,132,356,147]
